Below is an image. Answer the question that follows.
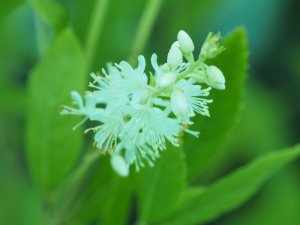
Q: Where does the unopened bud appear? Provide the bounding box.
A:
[177,30,194,53]
[167,41,183,68]
[200,32,224,60]
[206,66,225,90]
[191,71,206,83]
[111,154,129,177]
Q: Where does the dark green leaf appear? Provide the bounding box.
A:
[26,29,86,192]
[64,156,132,225]
[136,146,186,224]
[0,0,23,23]
[185,27,248,180]
[161,144,300,225]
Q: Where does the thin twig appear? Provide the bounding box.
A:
[85,0,110,73]
[128,0,164,64]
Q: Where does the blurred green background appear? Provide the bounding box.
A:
[1,0,300,224]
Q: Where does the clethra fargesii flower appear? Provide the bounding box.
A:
[61,30,226,176]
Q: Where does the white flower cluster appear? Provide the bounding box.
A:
[62,30,225,176]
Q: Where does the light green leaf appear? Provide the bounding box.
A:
[161,144,300,225]
[28,0,67,32]
[136,146,186,224]
[26,29,86,192]
[173,186,206,211]
[185,27,248,180]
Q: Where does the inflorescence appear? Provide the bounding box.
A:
[61,30,225,176]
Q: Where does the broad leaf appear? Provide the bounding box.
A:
[185,27,248,180]
[161,144,300,225]
[136,146,186,224]
[26,29,86,192]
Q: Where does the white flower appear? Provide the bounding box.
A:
[171,79,212,123]
[124,134,159,171]
[61,91,87,116]
[126,105,180,150]
[151,53,187,89]
[61,91,104,130]
[62,30,226,176]
[90,55,148,108]
[171,90,188,121]
[86,110,124,151]
[157,72,176,88]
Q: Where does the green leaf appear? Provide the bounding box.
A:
[28,0,67,32]
[135,146,186,224]
[0,0,23,23]
[185,27,248,180]
[173,186,206,211]
[26,29,86,192]
[161,144,300,225]
[219,167,300,225]
[100,175,132,225]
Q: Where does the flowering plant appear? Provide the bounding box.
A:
[62,30,225,176]
[3,0,300,224]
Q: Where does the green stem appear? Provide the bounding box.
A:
[52,150,100,225]
[85,0,110,73]
[128,0,164,63]
[146,60,205,100]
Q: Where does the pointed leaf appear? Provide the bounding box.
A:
[161,144,300,225]
[26,29,86,192]
[136,146,186,224]
[185,27,249,180]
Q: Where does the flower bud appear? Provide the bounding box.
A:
[158,72,176,88]
[167,41,182,68]
[206,65,225,90]
[111,154,129,177]
[177,30,194,53]
[200,32,224,60]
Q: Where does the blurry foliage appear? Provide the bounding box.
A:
[26,29,86,192]
[184,28,248,180]
[0,0,300,225]
[136,145,186,224]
